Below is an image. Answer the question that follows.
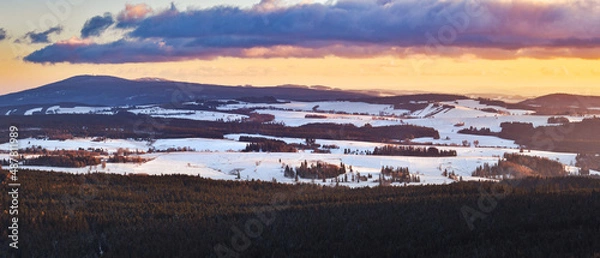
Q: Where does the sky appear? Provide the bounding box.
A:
[0,0,599,96]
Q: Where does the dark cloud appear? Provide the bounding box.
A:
[24,0,600,64]
[25,26,63,43]
[0,28,6,41]
[24,38,243,64]
[128,0,599,49]
[81,13,115,38]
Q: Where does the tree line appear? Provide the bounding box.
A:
[243,139,297,153]
[457,126,497,136]
[575,153,600,175]
[285,161,348,181]
[473,153,566,179]
[380,166,420,184]
[499,118,600,153]
[1,169,598,257]
[0,113,440,143]
[353,145,458,157]
[21,154,101,168]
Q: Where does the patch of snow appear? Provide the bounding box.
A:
[441,100,533,115]
[46,106,113,115]
[15,152,496,187]
[45,105,60,114]
[0,138,149,154]
[254,109,404,127]
[6,135,582,188]
[5,109,17,115]
[152,138,247,152]
[219,101,410,117]
[24,107,43,115]
[565,166,580,175]
[129,107,248,122]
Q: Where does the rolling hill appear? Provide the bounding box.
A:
[2,75,600,116]
[0,75,372,107]
[519,93,600,115]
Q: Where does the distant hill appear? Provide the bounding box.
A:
[520,93,600,108]
[361,94,469,111]
[519,93,600,115]
[363,94,469,104]
[0,75,372,107]
[3,76,600,114]
[520,93,600,109]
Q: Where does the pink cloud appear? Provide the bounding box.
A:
[57,36,93,46]
[23,0,600,64]
[117,4,153,24]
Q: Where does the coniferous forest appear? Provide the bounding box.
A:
[499,118,600,153]
[370,145,457,157]
[3,2,600,256]
[1,169,599,257]
[473,153,568,179]
[0,114,440,143]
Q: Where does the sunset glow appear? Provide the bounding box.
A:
[0,0,598,96]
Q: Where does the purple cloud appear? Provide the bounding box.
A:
[24,0,600,64]
[0,28,6,41]
[25,26,63,44]
[81,13,114,38]
[24,38,247,63]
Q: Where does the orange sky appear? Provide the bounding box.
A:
[0,0,598,97]
[1,48,598,97]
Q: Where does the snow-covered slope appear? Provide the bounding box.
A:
[254,109,404,127]
[219,101,411,116]
[24,107,43,115]
[0,138,149,153]
[128,107,248,122]
[45,105,114,115]
[3,136,582,188]
[2,97,594,188]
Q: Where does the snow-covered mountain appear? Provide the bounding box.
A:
[0,75,371,107]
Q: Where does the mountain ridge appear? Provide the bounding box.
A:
[0,75,373,107]
[2,75,600,110]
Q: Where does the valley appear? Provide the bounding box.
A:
[2,77,599,186]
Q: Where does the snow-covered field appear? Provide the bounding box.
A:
[128,107,248,122]
[254,109,404,127]
[0,138,149,153]
[12,151,496,187]
[440,100,533,116]
[18,105,116,115]
[24,107,43,115]
[152,138,247,152]
[218,100,411,116]
[401,101,591,148]
[2,99,596,187]
[45,105,114,115]
[221,100,592,150]
[1,136,585,188]
[225,133,576,165]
